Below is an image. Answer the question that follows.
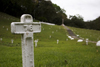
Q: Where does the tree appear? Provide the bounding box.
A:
[65,15,85,28]
[35,1,56,22]
[53,4,67,19]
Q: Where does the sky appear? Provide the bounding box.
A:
[51,0,100,21]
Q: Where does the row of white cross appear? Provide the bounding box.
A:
[2,26,9,31]
[0,37,60,46]
[0,38,14,43]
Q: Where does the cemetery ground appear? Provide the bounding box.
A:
[0,12,100,67]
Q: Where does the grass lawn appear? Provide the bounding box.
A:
[0,12,100,67]
[68,26,100,41]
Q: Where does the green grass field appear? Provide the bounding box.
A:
[0,12,100,67]
[68,26,100,41]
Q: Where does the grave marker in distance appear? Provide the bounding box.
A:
[11,39,14,44]
[0,38,2,41]
[86,38,88,45]
[57,39,59,44]
[35,40,38,47]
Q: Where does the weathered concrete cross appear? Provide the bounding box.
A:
[11,14,41,67]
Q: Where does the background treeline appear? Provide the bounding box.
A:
[0,0,100,30]
[85,17,100,30]
[0,0,67,25]
[64,15,100,30]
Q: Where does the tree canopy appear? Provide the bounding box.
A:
[0,0,100,30]
[0,0,67,25]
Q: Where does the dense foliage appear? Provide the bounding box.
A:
[0,0,67,25]
[0,0,100,30]
[85,17,100,30]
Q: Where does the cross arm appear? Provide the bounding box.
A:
[11,22,41,34]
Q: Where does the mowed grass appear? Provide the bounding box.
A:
[35,41,100,67]
[0,12,100,67]
[68,26,100,41]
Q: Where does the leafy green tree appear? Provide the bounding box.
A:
[65,15,85,28]
[35,1,57,22]
[53,4,67,19]
[85,16,100,30]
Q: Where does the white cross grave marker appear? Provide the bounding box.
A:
[3,26,4,28]
[7,28,8,31]
[11,14,41,67]
[11,39,14,44]
[57,39,59,44]
[66,39,68,41]
[52,31,54,34]
[0,38,2,41]
[35,40,38,47]
[49,35,51,38]
[86,38,88,45]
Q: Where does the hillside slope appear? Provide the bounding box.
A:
[0,12,100,67]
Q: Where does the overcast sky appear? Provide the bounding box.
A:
[51,0,100,21]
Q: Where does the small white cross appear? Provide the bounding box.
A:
[7,28,8,31]
[52,31,54,33]
[35,40,38,47]
[86,38,88,45]
[49,35,51,38]
[3,26,4,28]
[11,39,14,44]
[0,38,2,41]
[57,39,59,44]
[66,39,68,41]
